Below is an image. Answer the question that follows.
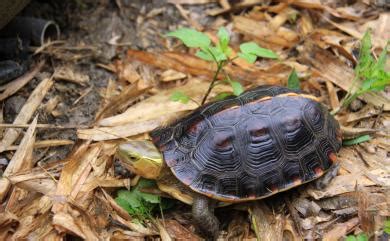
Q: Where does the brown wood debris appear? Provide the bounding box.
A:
[0,1,389,240]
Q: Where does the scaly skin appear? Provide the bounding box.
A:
[192,194,219,240]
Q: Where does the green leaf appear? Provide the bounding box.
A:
[118,190,142,208]
[196,47,227,62]
[230,81,244,96]
[374,41,388,70]
[115,196,133,213]
[196,49,214,61]
[342,134,371,146]
[287,69,300,90]
[223,46,233,57]
[238,52,257,64]
[355,31,374,77]
[209,46,227,62]
[166,28,211,48]
[360,75,389,92]
[288,12,298,23]
[384,219,390,234]
[356,234,368,241]
[170,91,190,104]
[338,31,389,113]
[139,192,160,204]
[214,92,234,101]
[217,27,230,53]
[345,236,357,241]
[239,42,278,59]
[135,179,160,204]
[115,179,162,219]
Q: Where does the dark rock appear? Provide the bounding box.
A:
[4,95,26,123]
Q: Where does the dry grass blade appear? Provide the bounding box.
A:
[163,219,201,240]
[340,126,377,140]
[322,217,359,240]
[1,1,389,240]
[233,16,299,49]
[155,219,173,241]
[127,50,283,85]
[300,43,390,110]
[53,65,90,86]
[98,79,212,127]
[249,201,285,240]
[207,0,265,16]
[95,82,150,122]
[167,0,216,4]
[50,145,106,240]
[4,139,74,151]
[0,77,54,153]
[306,173,375,200]
[0,61,45,100]
[0,116,37,202]
[8,172,57,195]
[78,114,175,141]
[0,123,87,129]
[79,79,232,140]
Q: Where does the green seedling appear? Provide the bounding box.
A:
[287,68,300,90]
[385,219,390,234]
[115,178,161,221]
[333,30,389,145]
[345,233,368,241]
[342,134,371,146]
[166,27,278,104]
[170,91,190,104]
[333,31,389,115]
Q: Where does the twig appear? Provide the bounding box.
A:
[284,196,304,239]
[371,104,384,128]
[0,123,89,129]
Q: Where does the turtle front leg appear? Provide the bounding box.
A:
[192,194,220,240]
[315,163,340,189]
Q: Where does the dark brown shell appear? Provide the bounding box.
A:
[150,86,342,202]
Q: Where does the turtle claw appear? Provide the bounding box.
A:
[192,195,220,240]
[315,163,340,189]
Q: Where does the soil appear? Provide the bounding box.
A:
[4,0,195,161]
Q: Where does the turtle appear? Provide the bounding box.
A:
[116,85,342,239]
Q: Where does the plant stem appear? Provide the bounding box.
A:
[201,61,224,105]
[331,91,359,115]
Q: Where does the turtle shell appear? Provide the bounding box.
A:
[150,85,342,202]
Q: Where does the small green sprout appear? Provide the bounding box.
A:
[335,30,389,114]
[239,42,278,63]
[342,134,371,146]
[287,68,300,90]
[345,233,368,241]
[384,219,390,234]
[166,27,278,104]
[170,91,190,104]
[115,179,161,221]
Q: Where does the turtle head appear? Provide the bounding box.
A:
[116,140,163,179]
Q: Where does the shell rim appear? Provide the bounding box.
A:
[169,163,336,202]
